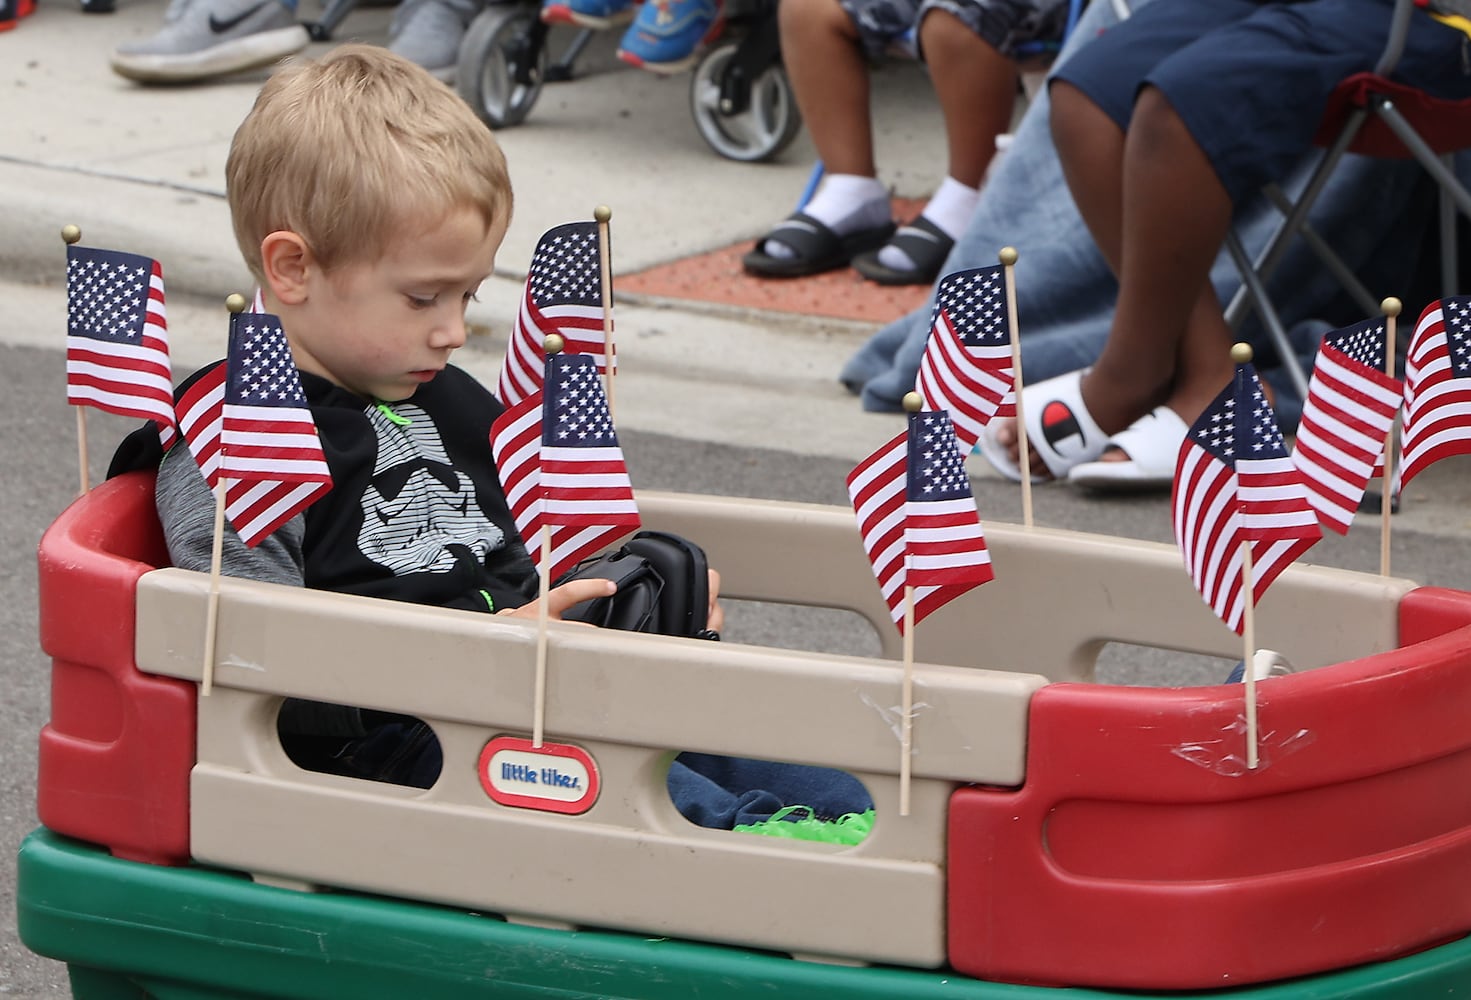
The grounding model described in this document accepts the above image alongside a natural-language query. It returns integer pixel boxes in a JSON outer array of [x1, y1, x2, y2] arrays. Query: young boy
[[115, 46, 873, 826], [146, 44, 622, 622], [115, 45, 664, 787]]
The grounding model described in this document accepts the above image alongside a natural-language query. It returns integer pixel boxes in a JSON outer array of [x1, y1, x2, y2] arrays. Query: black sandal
[[851, 216, 955, 286], [741, 212, 895, 279]]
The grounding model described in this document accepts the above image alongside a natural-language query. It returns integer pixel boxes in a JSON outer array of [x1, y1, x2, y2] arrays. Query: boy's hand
[[498, 569, 725, 634], [497, 578, 616, 623]]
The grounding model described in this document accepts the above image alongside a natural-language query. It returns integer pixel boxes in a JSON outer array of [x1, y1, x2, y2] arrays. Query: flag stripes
[[490, 354, 639, 580], [496, 221, 613, 408], [176, 313, 332, 547], [905, 496, 991, 585], [498, 295, 608, 407], [1400, 296, 1471, 490], [1174, 440, 1245, 625], [1172, 364, 1321, 634], [848, 411, 993, 633], [177, 370, 226, 484], [915, 266, 1015, 450], [917, 311, 1014, 450], [849, 430, 941, 625], [1291, 318, 1402, 534]]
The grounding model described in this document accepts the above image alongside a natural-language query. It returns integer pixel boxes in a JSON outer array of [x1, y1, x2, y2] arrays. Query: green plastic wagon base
[[17, 829, 1471, 1000]]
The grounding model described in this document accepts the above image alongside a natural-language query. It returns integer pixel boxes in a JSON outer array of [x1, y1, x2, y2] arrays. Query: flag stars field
[[67, 257, 151, 342], [232, 322, 307, 407], [550, 361, 618, 446]]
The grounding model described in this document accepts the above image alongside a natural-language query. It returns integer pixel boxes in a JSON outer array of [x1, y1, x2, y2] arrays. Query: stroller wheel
[[689, 40, 801, 162], [457, 5, 547, 129]]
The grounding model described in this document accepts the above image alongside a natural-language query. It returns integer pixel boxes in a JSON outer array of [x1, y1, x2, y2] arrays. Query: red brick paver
[[621, 198, 933, 324]]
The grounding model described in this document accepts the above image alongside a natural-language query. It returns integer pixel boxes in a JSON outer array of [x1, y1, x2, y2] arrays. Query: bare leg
[[780, 0, 874, 176], [1079, 83, 1235, 431], [921, 9, 1018, 189], [992, 81, 1235, 477]]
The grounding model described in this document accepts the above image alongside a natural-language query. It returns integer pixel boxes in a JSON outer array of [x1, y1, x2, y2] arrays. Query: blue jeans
[[839, 0, 1454, 432], [668, 752, 874, 828]]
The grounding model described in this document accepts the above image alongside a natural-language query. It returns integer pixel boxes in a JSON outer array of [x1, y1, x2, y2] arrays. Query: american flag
[[65, 245, 177, 448], [1399, 296, 1471, 491], [490, 353, 640, 579], [1291, 317, 1402, 534], [847, 410, 994, 634], [915, 266, 1015, 450], [177, 312, 332, 547], [497, 222, 612, 408], [1173, 363, 1322, 634]]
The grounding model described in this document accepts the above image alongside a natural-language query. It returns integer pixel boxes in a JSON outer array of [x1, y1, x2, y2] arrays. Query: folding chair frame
[[1224, 0, 1471, 400]]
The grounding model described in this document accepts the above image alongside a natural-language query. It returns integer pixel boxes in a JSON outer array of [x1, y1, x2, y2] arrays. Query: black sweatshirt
[[142, 362, 539, 615]]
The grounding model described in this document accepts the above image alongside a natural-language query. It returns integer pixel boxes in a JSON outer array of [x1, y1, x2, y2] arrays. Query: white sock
[[875, 175, 978, 272], [762, 173, 889, 260]]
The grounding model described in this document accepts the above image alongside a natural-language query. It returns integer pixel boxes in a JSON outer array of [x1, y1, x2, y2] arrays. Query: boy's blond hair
[[226, 44, 512, 281]]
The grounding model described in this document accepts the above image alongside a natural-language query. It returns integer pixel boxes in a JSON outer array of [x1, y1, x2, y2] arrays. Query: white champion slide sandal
[[1067, 405, 1189, 493], [975, 368, 1111, 483]]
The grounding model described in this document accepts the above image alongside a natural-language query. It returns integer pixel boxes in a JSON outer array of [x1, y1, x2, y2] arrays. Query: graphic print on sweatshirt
[[358, 403, 506, 575]]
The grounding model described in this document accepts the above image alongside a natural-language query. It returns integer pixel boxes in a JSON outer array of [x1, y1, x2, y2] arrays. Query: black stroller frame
[[307, 0, 803, 162]]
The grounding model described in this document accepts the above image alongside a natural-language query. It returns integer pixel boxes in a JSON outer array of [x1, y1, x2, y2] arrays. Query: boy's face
[[289, 206, 507, 402]]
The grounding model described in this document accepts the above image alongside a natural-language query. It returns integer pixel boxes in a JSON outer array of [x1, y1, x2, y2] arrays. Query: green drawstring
[[375, 401, 411, 427], [479, 590, 495, 612]]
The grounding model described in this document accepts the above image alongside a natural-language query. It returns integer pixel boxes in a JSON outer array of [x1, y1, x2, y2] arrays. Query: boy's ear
[[260, 231, 314, 305]]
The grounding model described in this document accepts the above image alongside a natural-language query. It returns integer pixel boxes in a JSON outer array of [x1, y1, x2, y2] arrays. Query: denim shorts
[[1050, 0, 1471, 203], [840, 0, 1073, 61]]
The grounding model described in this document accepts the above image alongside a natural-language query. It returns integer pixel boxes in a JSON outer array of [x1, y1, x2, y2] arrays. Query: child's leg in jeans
[[669, 752, 875, 829]]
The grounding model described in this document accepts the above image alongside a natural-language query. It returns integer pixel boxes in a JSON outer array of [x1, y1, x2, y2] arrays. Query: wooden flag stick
[[533, 522, 552, 748], [900, 585, 916, 817], [76, 409, 90, 496], [999, 247, 1033, 529], [1241, 540, 1259, 770], [201, 476, 228, 697], [201, 295, 249, 697], [63, 225, 89, 495], [532, 333, 565, 748], [594, 205, 616, 416], [1380, 296, 1401, 579]]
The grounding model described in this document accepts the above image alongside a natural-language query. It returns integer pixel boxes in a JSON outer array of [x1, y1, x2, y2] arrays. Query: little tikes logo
[[478, 736, 599, 814]]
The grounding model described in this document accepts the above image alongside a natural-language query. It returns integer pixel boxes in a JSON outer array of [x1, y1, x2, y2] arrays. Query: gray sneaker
[[110, 0, 309, 84], [388, 0, 477, 83]]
